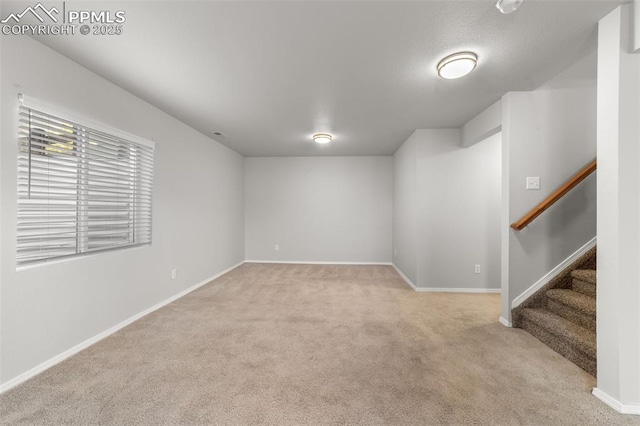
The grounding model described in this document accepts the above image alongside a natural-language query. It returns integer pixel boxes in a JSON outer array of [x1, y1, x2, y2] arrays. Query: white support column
[[500, 94, 511, 325], [594, 4, 640, 415], [633, 0, 639, 52]]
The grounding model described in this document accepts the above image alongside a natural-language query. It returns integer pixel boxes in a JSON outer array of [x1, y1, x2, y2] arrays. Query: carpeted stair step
[[546, 289, 596, 332], [520, 308, 596, 376], [571, 269, 596, 297], [571, 269, 596, 284]]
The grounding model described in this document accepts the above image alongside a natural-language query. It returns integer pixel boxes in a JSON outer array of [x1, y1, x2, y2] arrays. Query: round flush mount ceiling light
[[496, 0, 523, 14], [313, 133, 333, 144], [437, 52, 478, 79]]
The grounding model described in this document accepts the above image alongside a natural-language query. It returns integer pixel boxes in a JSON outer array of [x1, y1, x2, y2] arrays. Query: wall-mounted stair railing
[[511, 159, 597, 231]]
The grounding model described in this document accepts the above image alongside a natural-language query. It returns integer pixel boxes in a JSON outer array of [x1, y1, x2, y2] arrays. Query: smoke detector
[[496, 0, 523, 14]]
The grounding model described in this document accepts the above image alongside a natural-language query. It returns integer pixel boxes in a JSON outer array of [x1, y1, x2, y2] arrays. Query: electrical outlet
[[394, 248, 397, 256], [274, 244, 279, 251], [171, 268, 177, 279], [474, 265, 480, 274]]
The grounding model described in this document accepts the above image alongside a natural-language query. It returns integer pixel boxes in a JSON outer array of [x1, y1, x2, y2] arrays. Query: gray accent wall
[[392, 134, 418, 283], [501, 53, 598, 322], [416, 130, 501, 290], [0, 37, 245, 385], [244, 156, 393, 263], [393, 129, 502, 291]]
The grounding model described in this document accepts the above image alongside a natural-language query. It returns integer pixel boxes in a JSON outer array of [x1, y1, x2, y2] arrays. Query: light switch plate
[[526, 177, 540, 190]]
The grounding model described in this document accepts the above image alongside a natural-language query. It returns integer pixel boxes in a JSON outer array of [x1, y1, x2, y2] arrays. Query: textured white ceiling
[[31, 0, 622, 156]]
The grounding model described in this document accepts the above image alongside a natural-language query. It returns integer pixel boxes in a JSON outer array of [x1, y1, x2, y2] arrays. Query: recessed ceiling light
[[496, 0, 523, 14], [313, 133, 333, 144], [437, 52, 478, 79]]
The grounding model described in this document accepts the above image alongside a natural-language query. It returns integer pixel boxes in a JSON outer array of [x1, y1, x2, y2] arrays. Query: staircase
[[512, 247, 597, 376]]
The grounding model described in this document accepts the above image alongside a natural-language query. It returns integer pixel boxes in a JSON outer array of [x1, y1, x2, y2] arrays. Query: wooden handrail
[[511, 159, 597, 230]]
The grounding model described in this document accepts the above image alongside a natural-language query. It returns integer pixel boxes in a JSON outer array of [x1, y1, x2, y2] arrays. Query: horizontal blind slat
[[18, 151, 153, 177]]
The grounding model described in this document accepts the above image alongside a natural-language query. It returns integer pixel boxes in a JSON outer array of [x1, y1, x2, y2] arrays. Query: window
[[17, 99, 154, 266]]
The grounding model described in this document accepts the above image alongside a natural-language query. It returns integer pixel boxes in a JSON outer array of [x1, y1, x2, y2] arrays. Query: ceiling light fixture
[[437, 52, 478, 79], [496, 0, 523, 14], [313, 133, 333, 144]]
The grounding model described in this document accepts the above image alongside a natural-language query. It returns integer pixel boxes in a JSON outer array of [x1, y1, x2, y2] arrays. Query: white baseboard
[[391, 264, 499, 294], [512, 236, 597, 309], [0, 261, 245, 394], [499, 316, 512, 327], [413, 288, 500, 294], [392, 263, 417, 290], [245, 260, 392, 265], [593, 388, 640, 415]]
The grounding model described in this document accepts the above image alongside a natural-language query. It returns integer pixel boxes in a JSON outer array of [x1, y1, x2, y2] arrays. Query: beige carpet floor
[[1, 263, 639, 425]]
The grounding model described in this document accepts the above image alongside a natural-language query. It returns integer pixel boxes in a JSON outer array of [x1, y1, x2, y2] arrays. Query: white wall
[[393, 129, 502, 291], [245, 157, 392, 263], [392, 134, 418, 283], [501, 52, 597, 322], [461, 100, 501, 148], [0, 37, 245, 386], [416, 130, 501, 290], [595, 4, 640, 413], [634, 0, 640, 52]]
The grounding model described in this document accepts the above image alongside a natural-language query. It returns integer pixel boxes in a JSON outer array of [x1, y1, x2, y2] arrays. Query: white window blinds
[[17, 103, 154, 266]]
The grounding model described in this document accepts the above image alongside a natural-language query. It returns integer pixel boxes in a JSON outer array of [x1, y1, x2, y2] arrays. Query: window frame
[[16, 94, 155, 268]]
